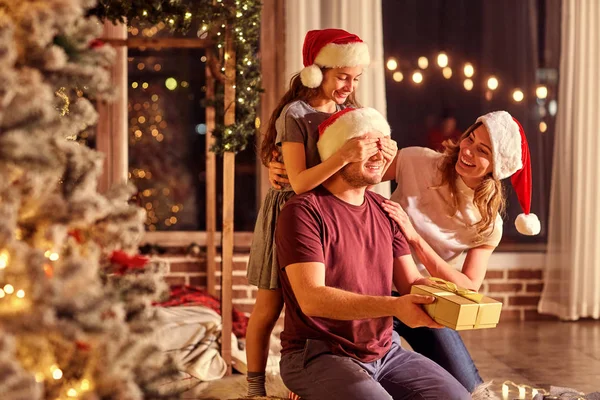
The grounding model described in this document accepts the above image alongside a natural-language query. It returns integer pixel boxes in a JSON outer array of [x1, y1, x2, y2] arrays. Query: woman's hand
[[268, 151, 289, 189], [379, 136, 398, 165], [336, 135, 380, 164], [382, 200, 420, 243]]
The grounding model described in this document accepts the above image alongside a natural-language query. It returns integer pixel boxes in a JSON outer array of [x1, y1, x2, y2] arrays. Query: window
[[382, 0, 560, 245]]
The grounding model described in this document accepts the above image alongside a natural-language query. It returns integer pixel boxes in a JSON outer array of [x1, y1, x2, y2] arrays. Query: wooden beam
[[97, 21, 128, 193], [205, 57, 217, 298], [220, 24, 236, 376], [101, 37, 212, 49]]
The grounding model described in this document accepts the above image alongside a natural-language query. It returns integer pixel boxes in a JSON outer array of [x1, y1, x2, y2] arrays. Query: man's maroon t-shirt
[[275, 186, 410, 362]]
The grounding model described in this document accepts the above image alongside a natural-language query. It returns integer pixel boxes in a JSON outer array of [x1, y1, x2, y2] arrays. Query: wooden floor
[[461, 320, 600, 395], [189, 319, 600, 399]]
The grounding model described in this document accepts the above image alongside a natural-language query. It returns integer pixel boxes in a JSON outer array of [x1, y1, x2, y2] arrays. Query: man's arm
[[285, 261, 442, 328], [392, 254, 432, 295]]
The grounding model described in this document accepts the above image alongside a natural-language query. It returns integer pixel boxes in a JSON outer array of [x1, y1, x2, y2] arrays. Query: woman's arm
[[282, 135, 379, 194], [382, 199, 494, 291]]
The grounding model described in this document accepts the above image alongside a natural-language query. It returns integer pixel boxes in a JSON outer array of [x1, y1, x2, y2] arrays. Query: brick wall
[[158, 248, 553, 323]]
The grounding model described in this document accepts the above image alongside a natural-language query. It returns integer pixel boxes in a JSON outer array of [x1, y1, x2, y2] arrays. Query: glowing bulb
[[49, 253, 59, 261], [4, 284, 14, 294], [52, 368, 63, 380], [185, 12, 192, 19], [393, 72, 403, 82], [412, 71, 423, 84], [539, 122, 547, 132], [44, 250, 51, 258], [437, 52, 448, 68], [463, 79, 473, 91], [67, 388, 78, 397], [442, 67, 452, 79], [536, 85, 548, 99], [487, 77, 499, 90], [512, 89, 524, 102], [0, 250, 8, 269], [463, 63, 474, 77], [418, 57, 428, 69], [81, 379, 90, 390], [386, 58, 398, 71], [16, 290, 25, 298], [165, 78, 178, 90]]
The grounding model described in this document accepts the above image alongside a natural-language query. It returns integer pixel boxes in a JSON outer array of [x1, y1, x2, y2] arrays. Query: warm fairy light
[[52, 368, 63, 380], [16, 290, 25, 298], [154, 64, 162, 71], [512, 89, 524, 102], [4, 284, 14, 294], [185, 12, 192, 19], [201, 56, 207, 62], [138, 116, 146, 124], [386, 58, 398, 71], [137, 63, 145, 70], [539, 122, 547, 132], [142, 82, 149, 89], [67, 388, 78, 397], [165, 77, 178, 90], [171, 205, 180, 212], [418, 56, 428, 69], [181, 81, 189, 88], [156, 134, 164, 142], [169, 217, 177, 224], [392, 72, 403, 82], [131, 82, 138, 89], [437, 52, 448, 68], [487, 76, 499, 90], [81, 379, 90, 390], [442, 67, 452, 79], [464, 79, 474, 91], [536, 85, 548, 99], [35, 372, 45, 382], [49, 253, 59, 261], [463, 63, 474, 77], [412, 71, 423, 84], [44, 250, 51, 258], [142, 189, 151, 197], [0, 250, 8, 269]]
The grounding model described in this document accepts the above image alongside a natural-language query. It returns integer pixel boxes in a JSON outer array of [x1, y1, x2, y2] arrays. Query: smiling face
[[455, 124, 494, 185], [319, 66, 363, 104], [340, 133, 385, 187]]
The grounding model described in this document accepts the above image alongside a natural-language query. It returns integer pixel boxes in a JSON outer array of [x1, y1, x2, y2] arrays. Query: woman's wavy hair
[[435, 121, 506, 243], [259, 70, 361, 166]]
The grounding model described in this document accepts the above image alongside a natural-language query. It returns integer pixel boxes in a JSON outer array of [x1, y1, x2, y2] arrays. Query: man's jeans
[[280, 331, 471, 400], [393, 318, 483, 392]]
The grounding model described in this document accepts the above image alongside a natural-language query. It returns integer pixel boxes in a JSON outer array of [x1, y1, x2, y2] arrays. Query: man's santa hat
[[476, 111, 541, 236], [317, 107, 390, 161], [300, 29, 370, 88]]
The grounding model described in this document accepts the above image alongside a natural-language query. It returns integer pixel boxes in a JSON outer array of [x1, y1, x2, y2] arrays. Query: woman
[[269, 110, 540, 395]]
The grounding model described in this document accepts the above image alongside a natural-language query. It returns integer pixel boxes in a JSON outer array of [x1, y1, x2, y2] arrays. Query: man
[[275, 108, 470, 399]]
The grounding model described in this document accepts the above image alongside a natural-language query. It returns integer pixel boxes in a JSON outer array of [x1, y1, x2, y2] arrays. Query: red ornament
[[109, 250, 149, 275], [89, 39, 104, 49], [68, 229, 84, 244], [75, 341, 91, 351]]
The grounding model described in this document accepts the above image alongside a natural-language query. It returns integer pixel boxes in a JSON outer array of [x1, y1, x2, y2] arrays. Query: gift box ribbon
[[428, 277, 484, 304]]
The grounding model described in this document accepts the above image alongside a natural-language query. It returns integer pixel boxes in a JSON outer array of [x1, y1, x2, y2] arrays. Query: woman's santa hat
[[300, 29, 370, 88], [317, 107, 390, 161], [476, 111, 541, 236]]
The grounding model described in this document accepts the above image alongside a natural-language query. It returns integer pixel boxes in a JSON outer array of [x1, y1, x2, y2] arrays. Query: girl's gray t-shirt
[[275, 100, 345, 169]]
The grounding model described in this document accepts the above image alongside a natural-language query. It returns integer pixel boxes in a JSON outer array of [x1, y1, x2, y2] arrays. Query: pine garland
[[90, 0, 262, 155]]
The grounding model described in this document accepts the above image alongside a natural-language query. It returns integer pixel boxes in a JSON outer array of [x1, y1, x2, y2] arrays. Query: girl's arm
[[381, 199, 494, 291], [282, 135, 379, 194]]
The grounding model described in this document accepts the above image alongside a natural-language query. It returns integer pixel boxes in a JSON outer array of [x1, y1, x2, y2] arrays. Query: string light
[[4, 284, 14, 294], [437, 52, 448, 68], [0, 250, 8, 269], [463, 79, 474, 91], [442, 67, 452, 79], [512, 89, 524, 102], [392, 72, 403, 82], [536, 85, 548, 99], [487, 76, 499, 90], [412, 71, 423, 84], [418, 56, 429, 69], [464, 63, 474, 77], [539, 122, 547, 133], [386, 58, 398, 71]]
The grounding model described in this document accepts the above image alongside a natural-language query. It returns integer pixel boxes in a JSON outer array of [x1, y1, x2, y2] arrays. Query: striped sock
[[247, 371, 267, 397]]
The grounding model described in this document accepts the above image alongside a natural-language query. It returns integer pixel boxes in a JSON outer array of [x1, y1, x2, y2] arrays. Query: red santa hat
[[300, 29, 370, 88], [317, 107, 391, 161], [476, 111, 541, 236]]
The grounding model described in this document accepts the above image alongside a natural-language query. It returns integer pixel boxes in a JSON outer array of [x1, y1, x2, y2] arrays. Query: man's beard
[[340, 164, 382, 187]]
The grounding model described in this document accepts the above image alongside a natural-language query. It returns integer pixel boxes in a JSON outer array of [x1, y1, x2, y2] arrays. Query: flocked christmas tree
[[0, 0, 181, 398]]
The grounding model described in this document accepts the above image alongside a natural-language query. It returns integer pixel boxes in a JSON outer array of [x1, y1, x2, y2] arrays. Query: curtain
[[538, 0, 600, 320], [285, 0, 390, 197]]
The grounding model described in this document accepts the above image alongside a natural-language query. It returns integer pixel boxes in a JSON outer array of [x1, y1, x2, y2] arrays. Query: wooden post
[[205, 61, 217, 297], [97, 21, 128, 193], [221, 25, 236, 375]]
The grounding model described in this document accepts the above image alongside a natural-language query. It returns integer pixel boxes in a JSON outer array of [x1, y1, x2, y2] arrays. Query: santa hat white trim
[[301, 42, 370, 88], [317, 107, 390, 161], [477, 111, 522, 181]]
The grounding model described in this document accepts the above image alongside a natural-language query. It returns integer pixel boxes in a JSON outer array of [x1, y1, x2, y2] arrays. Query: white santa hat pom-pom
[[300, 64, 323, 88], [515, 213, 541, 236]]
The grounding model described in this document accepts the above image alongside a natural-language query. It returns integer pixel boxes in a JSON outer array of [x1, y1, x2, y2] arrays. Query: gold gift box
[[410, 283, 503, 331]]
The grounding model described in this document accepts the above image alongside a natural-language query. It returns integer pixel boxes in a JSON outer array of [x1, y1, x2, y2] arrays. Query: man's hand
[[393, 294, 444, 329], [268, 151, 289, 189]]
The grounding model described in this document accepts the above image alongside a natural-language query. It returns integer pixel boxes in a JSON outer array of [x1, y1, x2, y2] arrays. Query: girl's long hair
[[259, 71, 360, 166], [436, 121, 506, 243]]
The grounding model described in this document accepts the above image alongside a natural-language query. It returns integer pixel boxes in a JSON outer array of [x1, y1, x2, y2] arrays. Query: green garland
[[90, 0, 262, 155]]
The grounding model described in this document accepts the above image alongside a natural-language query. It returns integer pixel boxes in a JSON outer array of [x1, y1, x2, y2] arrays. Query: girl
[[245, 28, 397, 397], [269, 111, 540, 396]]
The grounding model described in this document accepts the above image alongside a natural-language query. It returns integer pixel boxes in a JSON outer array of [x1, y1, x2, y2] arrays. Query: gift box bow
[[428, 277, 484, 304]]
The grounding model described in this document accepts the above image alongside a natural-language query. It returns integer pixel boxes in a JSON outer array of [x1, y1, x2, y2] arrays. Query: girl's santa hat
[[300, 29, 370, 88], [476, 111, 541, 236], [317, 107, 390, 161]]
